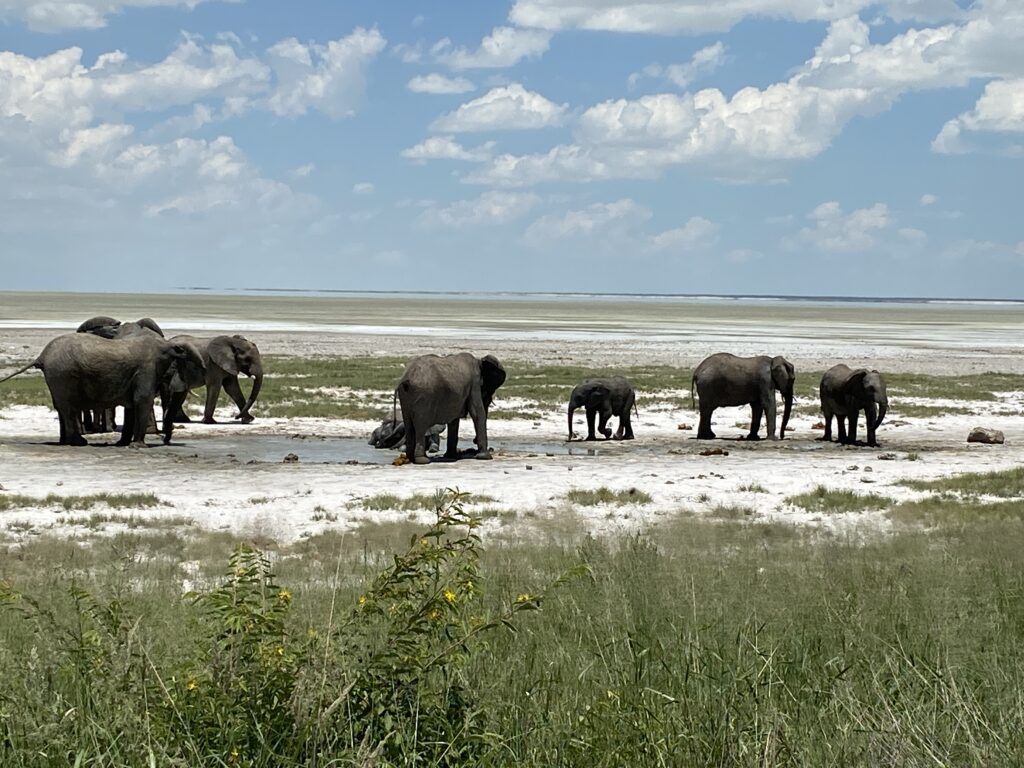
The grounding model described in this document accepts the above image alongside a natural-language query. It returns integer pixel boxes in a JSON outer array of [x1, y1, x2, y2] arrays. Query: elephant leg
[[763, 392, 778, 440], [836, 415, 848, 444], [82, 410, 95, 433], [469, 393, 491, 459], [202, 382, 222, 424], [697, 403, 716, 440], [223, 377, 254, 423], [59, 406, 87, 446], [117, 407, 134, 446], [130, 397, 154, 446], [847, 412, 859, 445], [585, 406, 597, 441], [404, 413, 428, 465], [819, 409, 833, 442], [747, 402, 764, 441], [614, 415, 625, 440], [598, 406, 613, 439], [162, 391, 187, 445], [444, 418, 460, 460]]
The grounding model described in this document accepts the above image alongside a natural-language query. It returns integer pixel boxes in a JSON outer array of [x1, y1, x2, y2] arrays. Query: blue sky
[[0, 0, 1021, 297]]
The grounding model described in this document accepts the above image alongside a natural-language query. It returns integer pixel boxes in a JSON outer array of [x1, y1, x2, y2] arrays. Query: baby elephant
[[567, 377, 636, 441], [819, 364, 889, 447]]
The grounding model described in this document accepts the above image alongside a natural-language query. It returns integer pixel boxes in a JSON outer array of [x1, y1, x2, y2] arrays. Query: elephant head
[[480, 354, 506, 410], [134, 318, 165, 337], [567, 381, 610, 440], [770, 356, 796, 439], [77, 316, 122, 338], [847, 369, 888, 432], [207, 335, 264, 419]]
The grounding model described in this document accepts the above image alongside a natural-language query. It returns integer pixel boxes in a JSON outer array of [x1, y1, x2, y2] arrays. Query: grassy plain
[[3, 487, 1024, 765]]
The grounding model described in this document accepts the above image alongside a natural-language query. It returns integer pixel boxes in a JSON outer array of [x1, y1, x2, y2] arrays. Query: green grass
[[737, 482, 768, 493], [889, 494, 1024, 526], [785, 485, 893, 513], [358, 491, 497, 512], [564, 487, 653, 506], [0, 492, 165, 512], [54, 513, 194, 530], [4, 500, 1024, 764], [708, 504, 757, 519], [0, 371, 50, 408], [900, 466, 1024, 497]]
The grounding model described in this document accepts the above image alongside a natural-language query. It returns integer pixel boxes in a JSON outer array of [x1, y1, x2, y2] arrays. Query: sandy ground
[[1, 292, 1023, 545]]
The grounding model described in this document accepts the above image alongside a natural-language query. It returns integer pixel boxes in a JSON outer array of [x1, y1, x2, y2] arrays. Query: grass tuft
[[565, 487, 653, 506], [785, 485, 892, 514]]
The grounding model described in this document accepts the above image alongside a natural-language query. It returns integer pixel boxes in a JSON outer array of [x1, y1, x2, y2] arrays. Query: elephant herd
[[0, 316, 264, 448], [1, 325, 889, 458]]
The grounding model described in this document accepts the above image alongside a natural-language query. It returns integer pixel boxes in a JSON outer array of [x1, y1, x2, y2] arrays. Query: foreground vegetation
[[3, 488, 1024, 765]]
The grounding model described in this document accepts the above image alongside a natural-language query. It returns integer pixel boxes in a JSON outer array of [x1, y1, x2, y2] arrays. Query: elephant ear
[[771, 356, 794, 391], [207, 336, 240, 376], [845, 368, 869, 393], [479, 355, 506, 408], [587, 385, 611, 407]]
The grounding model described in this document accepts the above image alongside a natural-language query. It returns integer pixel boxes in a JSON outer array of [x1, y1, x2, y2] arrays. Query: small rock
[[847, 465, 859, 471], [665, 480, 675, 485], [864, 466, 873, 472], [525, 465, 534, 470], [283, 453, 300, 463], [246, 459, 258, 465], [345, 460, 360, 465], [545, 452, 554, 457], [700, 447, 729, 457], [967, 427, 1005, 444], [57, 481, 63, 486], [878, 453, 897, 461], [890, 420, 911, 427], [677, 423, 692, 430], [812, 421, 825, 430], [0, 483, 5, 491], [860, 477, 876, 484]]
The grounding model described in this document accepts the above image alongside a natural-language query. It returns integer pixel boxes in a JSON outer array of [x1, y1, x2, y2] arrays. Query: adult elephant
[[397, 353, 506, 464], [168, 335, 264, 424], [567, 376, 637, 441], [76, 317, 166, 432], [691, 353, 796, 440], [819, 364, 888, 447], [0, 333, 204, 447]]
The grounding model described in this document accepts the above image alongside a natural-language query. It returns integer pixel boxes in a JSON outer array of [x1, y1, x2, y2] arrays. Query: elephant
[[0, 333, 205, 447], [167, 335, 264, 424], [691, 353, 795, 440], [369, 414, 444, 453], [397, 353, 506, 464], [76, 317, 166, 432], [567, 377, 637, 441], [819, 364, 888, 447]]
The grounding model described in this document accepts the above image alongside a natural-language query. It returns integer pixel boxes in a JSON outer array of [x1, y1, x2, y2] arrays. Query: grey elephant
[[819, 364, 888, 447], [397, 353, 506, 464], [167, 335, 264, 424], [691, 353, 795, 440], [76, 316, 167, 432], [369, 414, 444, 453], [0, 333, 204, 447], [567, 377, 637, 441]]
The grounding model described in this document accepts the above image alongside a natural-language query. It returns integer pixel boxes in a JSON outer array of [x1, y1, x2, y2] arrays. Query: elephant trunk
[[240, 366, 263, 418], [874, 398, 887, 431], [780, 388, 793, 439]]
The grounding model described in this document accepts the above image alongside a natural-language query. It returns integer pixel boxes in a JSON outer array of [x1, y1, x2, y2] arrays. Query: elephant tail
[[0, 359, 41, 384], [391, 385, 400, 423]]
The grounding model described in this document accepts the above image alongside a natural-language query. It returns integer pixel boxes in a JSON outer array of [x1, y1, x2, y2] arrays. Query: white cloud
[[264, 28, 386, 118], [629, 43, 727, 89], [289, 163, 315, 178], [433, 26, 552, 70], [353, 182, 375, 195], [508, 0, 958, 36], [407, 73, 475, 95], [524, 198, 651, 244], [400, 136, 495, 162], [648, 217, 718, 250], [0, 0, 233, 33], [920, 193, 938, 206], [932, 78, 1024, 154], [419, 191, 540, 228], [431, 83, 568, 132], [792, 201, 890, 253], [392, 42, 423, 64], [898, 227, 928, 245]]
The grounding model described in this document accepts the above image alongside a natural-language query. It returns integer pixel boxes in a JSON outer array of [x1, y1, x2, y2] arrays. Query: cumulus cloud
[[508, 0, 959, 36], [400, 136, 495, 162], [629, 42, 727, 89], [433, 26, 552, 70], [431, 84, 568, 132], [352, 182, 375, 195], [791, 201, 890, 253], [466, 2, 1024, 186], [264, 28, 386, 118], [920, 193, 938, 206], [0, 0, 232, 33], [524, 198, 651, 244], [419, 191, 540, 228], [648, 217, 718, 250], [932, 78, 1024, 154], [407, 73, 475, 94]]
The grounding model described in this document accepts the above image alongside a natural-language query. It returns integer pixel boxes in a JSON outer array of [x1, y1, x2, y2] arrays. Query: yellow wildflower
[[277, 589, 292, 604], [420, 538, 430, 547], [515, 593, 532, 604], [358, 595, 367, 606], [443, 589, 457, 604], [186, 676, 198, 691], [429, 608, 441, 621], [276, 646, 284, 656]]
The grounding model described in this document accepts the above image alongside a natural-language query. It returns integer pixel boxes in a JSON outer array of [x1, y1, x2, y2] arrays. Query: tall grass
[[3, 492, 1024, 764]]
